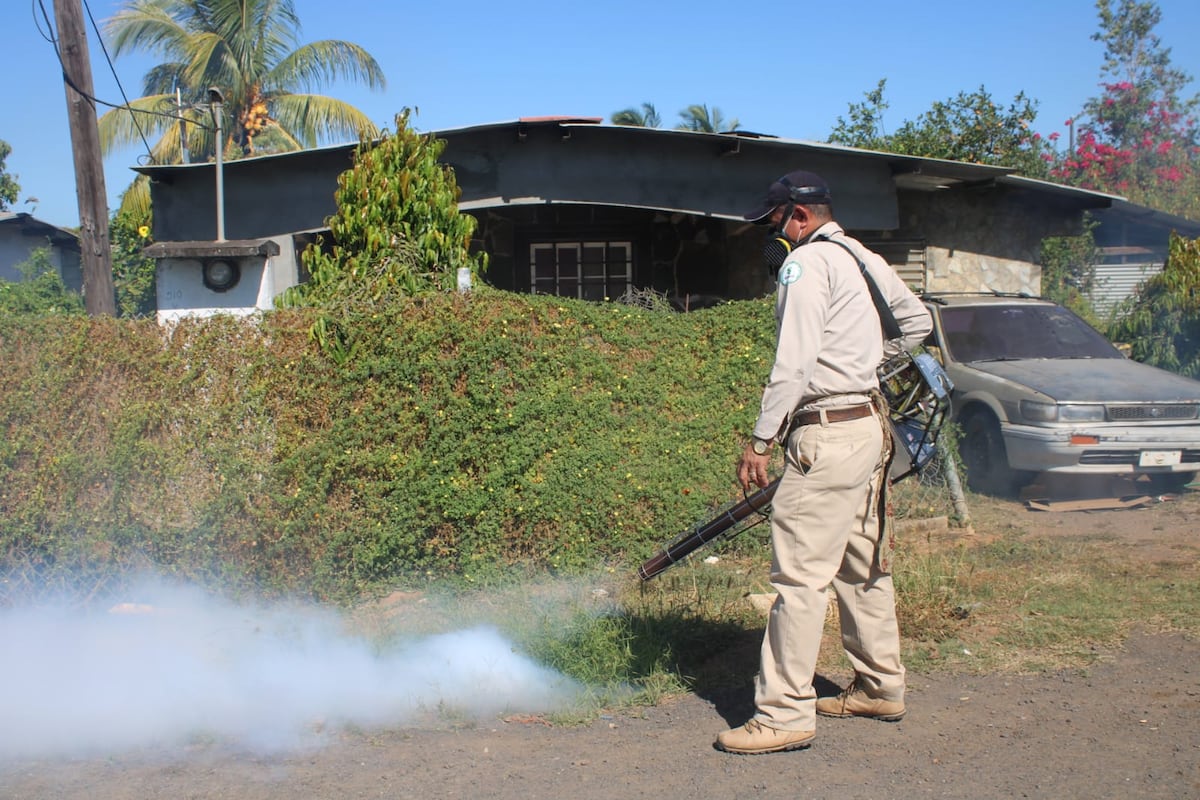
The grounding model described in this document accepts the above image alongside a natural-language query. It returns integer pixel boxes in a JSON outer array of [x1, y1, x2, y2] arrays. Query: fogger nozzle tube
[[637, 479, 780, 581]]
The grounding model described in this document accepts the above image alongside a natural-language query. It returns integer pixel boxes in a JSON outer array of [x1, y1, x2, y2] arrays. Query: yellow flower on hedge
[[137, 225, 150, 238]]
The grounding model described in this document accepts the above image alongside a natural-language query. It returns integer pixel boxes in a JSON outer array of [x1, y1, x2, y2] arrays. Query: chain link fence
[[890, 438, 970, 525]]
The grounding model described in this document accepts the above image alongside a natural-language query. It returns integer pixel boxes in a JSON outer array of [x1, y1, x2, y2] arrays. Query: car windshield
[[939, 304, 1123, 362]]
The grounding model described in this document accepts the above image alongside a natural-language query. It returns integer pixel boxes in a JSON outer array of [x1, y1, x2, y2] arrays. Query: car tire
[[960, 411, 1031, 496]]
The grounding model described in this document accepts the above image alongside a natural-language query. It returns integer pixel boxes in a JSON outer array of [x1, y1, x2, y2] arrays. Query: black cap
[[742, 170, 832, 223]]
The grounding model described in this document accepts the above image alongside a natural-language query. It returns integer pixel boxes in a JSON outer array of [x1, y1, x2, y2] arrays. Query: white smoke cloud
[[0, 578, 584, 760]]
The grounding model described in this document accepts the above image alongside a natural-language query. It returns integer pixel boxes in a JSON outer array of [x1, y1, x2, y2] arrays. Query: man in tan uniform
[[716, 171, 932, 755]]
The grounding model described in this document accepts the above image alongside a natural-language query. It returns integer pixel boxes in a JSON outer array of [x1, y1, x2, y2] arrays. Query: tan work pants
[[753, 410, 905, 731]]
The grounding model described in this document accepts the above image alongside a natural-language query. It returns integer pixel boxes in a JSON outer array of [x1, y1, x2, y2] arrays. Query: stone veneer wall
[[900, 186, 1085, 296]]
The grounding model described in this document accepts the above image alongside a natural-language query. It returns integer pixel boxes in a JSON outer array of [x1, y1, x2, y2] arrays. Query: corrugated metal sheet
[[1090, 261, 1163, 314]]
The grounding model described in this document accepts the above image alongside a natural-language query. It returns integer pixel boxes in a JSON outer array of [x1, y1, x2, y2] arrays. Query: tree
[[676, 104, 740, 133], [828, 79, 892, 152], [0, 139, 19, 210], [277, 110, 487, 360], [830, 80, 1053, 178], [1050, 0, 1200, 218], [98, 0, 386, 214], [611, 103, 661, 128], [1039, 216, 1101, 326]]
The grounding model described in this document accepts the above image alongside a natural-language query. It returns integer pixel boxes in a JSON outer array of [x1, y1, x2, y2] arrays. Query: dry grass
[[628, 488, 1200, 691]]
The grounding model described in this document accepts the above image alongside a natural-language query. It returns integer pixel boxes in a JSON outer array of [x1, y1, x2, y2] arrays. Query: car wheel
[[959, 411, 1030, 496]]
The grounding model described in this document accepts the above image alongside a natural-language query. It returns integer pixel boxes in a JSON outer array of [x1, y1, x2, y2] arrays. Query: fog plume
[[0, 578, 584, 759]]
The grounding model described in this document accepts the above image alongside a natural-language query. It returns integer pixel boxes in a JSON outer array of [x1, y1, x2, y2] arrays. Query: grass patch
[[891, 514, 1200, 674], [462, 506, 1200, 713]]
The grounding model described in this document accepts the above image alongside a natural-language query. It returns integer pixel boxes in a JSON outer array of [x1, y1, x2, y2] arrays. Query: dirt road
[[2, 491, 1198, 800]]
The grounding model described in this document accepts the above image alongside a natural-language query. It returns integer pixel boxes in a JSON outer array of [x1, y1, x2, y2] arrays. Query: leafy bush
[[278, 109, 488, 362], [110, 206, 157, 318], [0, 247, 86, 316], [0, 292, 775, 601], [1109, 233, 1200, 376]]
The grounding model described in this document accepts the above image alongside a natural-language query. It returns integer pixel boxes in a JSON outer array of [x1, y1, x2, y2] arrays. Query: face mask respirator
[[763, 202, 797, 277], [763, 235, 794, 277]]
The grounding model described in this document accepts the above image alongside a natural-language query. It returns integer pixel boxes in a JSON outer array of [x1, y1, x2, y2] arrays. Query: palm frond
[[114, 175, 153, 219], [675, 103, 739, 133], [103, 0, 192, 59], [269, 41, 386, 93], [97, 93, 197, 155], [247, 123, 303, 155], [611, 102, 660, 128], [140, 62, 190, 96], [270, 94, 380, 148]]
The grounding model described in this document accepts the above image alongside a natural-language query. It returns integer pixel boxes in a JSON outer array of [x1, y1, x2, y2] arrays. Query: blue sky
[[4, 0, 1200, 228]]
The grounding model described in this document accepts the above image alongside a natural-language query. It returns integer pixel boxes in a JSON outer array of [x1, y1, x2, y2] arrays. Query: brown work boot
[[816, 679, 906, 721], [715, 719, 815, 754]]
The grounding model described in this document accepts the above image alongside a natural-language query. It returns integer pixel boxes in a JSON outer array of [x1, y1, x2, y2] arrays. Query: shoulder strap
[[814, 233, 903, 340]]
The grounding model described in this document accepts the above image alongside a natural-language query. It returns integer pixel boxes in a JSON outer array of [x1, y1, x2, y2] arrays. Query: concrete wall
[[146, 148, 357, 243], [152, 236, 292, 325]]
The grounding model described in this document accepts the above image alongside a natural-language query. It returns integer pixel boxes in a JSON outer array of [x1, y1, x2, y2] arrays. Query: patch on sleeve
[[778, 262, 803, 285]]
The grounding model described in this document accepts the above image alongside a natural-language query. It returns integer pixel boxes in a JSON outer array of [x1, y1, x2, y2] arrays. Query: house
[[1088, 200, 1200, 314], [0, 212, 82, 291], [134, 118, 1200, 324]]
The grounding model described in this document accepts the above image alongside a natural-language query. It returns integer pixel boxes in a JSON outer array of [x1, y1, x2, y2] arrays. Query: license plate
[[1139, 450, 1182, 467]]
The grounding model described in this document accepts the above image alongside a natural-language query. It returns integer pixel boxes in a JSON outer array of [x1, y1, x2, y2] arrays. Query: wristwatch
[[751, 437, 771, 455]]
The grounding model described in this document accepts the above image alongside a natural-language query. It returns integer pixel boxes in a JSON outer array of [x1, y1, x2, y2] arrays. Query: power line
[[80, 0, 154, 160], [34, 0, 214, 167]]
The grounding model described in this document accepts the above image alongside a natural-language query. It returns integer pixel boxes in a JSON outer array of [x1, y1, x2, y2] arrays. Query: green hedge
[[0, 290, 776, 600]]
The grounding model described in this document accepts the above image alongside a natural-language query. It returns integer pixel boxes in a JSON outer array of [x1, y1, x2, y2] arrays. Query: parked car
[[922, 293, 1200, 495]]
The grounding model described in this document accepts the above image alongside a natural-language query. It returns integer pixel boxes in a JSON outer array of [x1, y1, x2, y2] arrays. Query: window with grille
[[530, 241, 633, 300]]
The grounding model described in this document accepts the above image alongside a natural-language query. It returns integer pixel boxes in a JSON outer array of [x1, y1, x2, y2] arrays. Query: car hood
[[959, 358, 1200, 402]]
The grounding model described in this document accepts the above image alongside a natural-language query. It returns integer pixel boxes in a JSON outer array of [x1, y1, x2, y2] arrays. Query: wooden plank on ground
[[1026, 495, 1154, 512]]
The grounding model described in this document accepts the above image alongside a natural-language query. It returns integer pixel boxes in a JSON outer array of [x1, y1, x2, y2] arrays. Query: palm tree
[[611, 102, 662, 128], [98, 0, 386, 214], [676, 104, 740, 133]]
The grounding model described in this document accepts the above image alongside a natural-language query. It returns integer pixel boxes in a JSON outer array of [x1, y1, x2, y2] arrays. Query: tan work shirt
[[752, 221, 932, 442]]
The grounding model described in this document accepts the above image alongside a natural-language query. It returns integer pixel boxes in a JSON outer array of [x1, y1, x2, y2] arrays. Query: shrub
[[1109, 233, 1200, 377], [0, 293, 775, 601], [0, 247, 85, 316], [278, 109, 488, 362]]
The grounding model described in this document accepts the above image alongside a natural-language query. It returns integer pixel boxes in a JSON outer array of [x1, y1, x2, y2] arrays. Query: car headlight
[[1059, 404, 1107, 422], [1020, 400, 1106, 422]]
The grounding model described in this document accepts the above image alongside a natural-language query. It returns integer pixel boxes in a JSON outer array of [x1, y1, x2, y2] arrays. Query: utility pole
[[54, 0, 116, 317]]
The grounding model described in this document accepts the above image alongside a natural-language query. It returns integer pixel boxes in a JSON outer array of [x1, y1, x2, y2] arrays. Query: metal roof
[[130, 118, 1019, 193], [0, 212, 81, 246], [1102, 198, 1200, 236], [130, 117, 1194, 228]]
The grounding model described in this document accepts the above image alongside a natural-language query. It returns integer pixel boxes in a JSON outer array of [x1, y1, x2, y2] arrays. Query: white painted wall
[[155, 235, 300, 325]]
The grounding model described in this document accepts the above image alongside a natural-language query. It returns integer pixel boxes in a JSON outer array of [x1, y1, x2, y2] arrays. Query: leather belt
[[791, 403, 874, 428]]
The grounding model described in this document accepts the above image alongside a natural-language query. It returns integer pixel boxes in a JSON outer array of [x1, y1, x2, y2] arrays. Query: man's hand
[[738, 444, 772, 492]]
